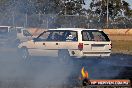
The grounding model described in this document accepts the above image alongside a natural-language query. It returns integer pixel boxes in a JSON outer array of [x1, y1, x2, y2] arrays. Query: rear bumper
[[82, 52, 111, 56], [69, 50, 111, 57]]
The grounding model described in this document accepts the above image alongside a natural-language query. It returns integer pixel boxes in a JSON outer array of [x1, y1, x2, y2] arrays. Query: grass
[[111, 40, 132, 55]]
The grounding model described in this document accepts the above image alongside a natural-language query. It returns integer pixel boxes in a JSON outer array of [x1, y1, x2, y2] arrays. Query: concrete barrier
[[103, 29, 132, 40], [103, 29, 132, 35]]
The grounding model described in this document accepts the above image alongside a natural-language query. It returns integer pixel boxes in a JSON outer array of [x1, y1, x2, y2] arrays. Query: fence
[[0, 13, 131, 29]]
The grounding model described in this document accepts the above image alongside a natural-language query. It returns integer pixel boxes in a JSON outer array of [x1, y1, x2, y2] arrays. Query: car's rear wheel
[[58, 49, 72, 64]]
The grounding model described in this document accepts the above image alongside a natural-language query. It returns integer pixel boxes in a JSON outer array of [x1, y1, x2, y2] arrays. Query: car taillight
[[78, 43, 83, 50], [110, 43, 112, 48]]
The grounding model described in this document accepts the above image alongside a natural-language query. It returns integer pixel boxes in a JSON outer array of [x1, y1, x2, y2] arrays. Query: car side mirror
[[33, 38, 38, 42]]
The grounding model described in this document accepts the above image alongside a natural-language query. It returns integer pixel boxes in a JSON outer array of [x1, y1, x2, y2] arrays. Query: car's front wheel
[[20, 47, 30, 61]]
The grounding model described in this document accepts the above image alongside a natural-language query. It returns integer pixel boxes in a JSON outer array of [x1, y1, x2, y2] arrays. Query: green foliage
[[0, 0, 8, 4], [0, 0, 131, 28], [90, 0, 131, 18], [88, 0, 132, 28], [54, 0, 85, 15]]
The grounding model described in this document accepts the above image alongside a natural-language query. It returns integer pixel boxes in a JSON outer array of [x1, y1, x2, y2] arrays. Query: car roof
[[0, 26, 12, 28], [16, 27, 24, 29], [48, 28, 101, 31]]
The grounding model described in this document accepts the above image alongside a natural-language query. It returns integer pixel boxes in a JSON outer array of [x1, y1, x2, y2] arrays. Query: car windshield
[[23, 30, 32, 36], [17, 28, 22, 33]]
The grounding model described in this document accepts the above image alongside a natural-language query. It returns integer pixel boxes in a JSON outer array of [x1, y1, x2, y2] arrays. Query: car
[[16, 27, 33, 43], [18, 28, 112, 60], [0, 26, 17, 47], [16, 27, 45, 44]]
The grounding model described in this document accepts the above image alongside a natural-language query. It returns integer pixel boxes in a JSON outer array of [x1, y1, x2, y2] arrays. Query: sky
[[126, 0, 132, 9], [83, 0, 132, 9]]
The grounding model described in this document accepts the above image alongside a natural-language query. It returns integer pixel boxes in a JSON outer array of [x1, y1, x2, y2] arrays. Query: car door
[[32, 30, 60, 56], [22, 30, 33, 41], [56, 30, 79, 56], [34, 30, 79, 56]]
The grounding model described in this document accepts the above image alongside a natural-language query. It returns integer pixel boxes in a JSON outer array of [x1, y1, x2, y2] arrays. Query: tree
[[89, 0, 132, 28], [0, 0, 10, 12], [35, 0, 57, 14], [54, 0, 85, 15], [122, 0, 131, 17], [90, 0, 131, 18]]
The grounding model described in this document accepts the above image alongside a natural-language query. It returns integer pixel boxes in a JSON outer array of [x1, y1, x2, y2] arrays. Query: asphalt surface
[[0, 47, 132, 88]]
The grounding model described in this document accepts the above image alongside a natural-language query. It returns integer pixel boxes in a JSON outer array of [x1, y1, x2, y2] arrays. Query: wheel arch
[[58, 49, 71, 57]]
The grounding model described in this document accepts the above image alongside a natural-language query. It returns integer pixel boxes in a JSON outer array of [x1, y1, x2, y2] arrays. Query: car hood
[[18, 40, 34, 48]]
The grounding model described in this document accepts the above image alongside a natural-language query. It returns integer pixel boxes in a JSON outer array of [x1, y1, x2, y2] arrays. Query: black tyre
[[14, 39, 20, 47], [9, 39, 20, 48], [82, 78, 91, 86], [58, 49, 72, 64], [20, 47, 30, 61]]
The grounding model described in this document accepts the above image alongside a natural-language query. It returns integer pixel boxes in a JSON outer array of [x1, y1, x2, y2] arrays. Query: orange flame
[[81, 67, 88, 79]]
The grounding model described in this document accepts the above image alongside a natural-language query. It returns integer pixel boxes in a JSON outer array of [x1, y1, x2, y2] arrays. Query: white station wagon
[[18, 28, 112, 60]]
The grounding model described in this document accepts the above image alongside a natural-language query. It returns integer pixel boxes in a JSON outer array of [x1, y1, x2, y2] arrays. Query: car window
[[82, 31, 91, 41], [37, 30, 78, 41], [38, 31, 50, 40], [23, 30, 32, 36], [82, 30, 110, 41], [17, 28, 22, 33]]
